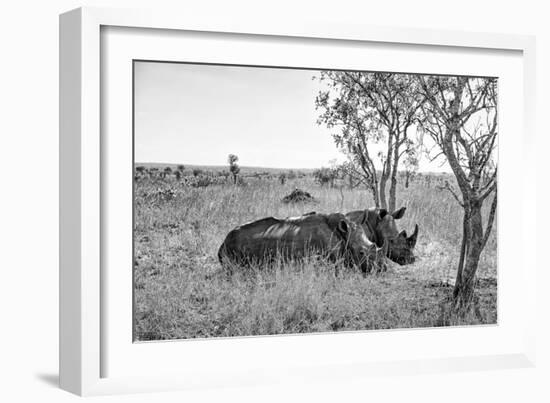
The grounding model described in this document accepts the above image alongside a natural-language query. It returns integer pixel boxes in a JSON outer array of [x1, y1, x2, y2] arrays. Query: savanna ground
[[134, 167, 497, 341]]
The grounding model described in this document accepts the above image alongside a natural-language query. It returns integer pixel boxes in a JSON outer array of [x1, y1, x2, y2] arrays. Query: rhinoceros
[[218, 212, 385, 274], [346, 207, 418, 265]]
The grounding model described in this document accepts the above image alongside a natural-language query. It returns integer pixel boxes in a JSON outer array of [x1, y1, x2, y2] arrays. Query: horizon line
[[134, 161, 453, 175]]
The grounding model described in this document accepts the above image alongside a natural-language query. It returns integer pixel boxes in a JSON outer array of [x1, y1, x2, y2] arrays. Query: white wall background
[[0, 1, 548, 402]]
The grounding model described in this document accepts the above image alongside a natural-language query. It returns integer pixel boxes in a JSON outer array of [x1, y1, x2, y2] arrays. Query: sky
[[134, 61, 451, 172]]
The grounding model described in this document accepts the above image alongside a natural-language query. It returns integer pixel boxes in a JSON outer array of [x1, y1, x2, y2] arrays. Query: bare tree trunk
[[371, 182, 381, 208], [378, 177, 387, 210], [453, 201, 484, 309], [379, 159, 390, 210], [388, 173, 398, 211], [454, 212, 469, 292], [388, 143, 400, 212], [379, 132, 394, 211]]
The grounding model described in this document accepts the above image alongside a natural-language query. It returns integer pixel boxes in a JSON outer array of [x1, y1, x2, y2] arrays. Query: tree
[[417, 75, 498, 310], [315, 72, 422, 210], [173, 165, 185, 181], [228, 154, 241, 184]]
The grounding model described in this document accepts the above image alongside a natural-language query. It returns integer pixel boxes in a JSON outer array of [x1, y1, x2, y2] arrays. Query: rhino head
[[346, 207, 418, 266], [386, 224, 418, 265], [376, 207, 418, 265], [329, 213, 386, 273]]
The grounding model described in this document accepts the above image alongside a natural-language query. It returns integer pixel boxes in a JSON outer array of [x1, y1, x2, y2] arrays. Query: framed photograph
[[60, 7, 537, 396]]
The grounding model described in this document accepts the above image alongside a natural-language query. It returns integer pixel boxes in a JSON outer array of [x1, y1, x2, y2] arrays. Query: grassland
[[134, 168, 497, 341]]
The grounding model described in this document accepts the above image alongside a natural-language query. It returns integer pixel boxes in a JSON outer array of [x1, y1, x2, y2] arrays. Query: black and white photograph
[[3, 0, 548, 399], [133, 61, 498, 341]]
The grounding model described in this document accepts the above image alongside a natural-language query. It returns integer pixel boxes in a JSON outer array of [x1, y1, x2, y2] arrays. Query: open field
[[134, 168, 497, 340]]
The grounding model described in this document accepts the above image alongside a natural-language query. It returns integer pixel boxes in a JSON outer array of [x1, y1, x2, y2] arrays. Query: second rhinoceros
[[346, 207, 418, 265]]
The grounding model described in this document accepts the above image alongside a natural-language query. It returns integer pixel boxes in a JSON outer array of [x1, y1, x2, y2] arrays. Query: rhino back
[[219, 214, 341, 264]]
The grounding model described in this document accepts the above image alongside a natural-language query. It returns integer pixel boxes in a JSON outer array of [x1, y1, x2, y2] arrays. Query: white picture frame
[[59, 6, 537, 396]]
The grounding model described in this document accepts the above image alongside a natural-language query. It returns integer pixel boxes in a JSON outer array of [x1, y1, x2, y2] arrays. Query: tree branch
[[437, 180, 464, 207]]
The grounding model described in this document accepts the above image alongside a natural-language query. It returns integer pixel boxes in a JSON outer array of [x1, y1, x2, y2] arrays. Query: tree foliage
[[315, 71, 423, 209]]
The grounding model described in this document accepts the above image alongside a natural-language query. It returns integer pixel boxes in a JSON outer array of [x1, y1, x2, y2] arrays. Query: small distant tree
[[176, 164, 185, 172], [228, 154, 241, 184], [192, 168, 203, 177], [278, 172, 287, 185], [163, 167, 172, 178]]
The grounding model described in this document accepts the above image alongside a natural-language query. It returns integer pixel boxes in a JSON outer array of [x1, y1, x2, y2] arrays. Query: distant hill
[[134, 162, 315, 175]]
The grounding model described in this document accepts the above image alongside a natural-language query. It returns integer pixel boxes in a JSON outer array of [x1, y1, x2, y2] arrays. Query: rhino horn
[[407, 224, 419, 248]]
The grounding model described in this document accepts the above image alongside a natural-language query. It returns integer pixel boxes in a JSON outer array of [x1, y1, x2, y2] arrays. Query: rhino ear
[[392, 207, 406, 219], [337, 219, 350, 237]]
